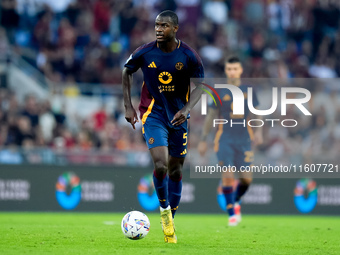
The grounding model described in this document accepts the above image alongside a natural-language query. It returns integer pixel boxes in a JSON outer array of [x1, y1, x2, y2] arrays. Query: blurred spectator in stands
[[75, 130, 92, 150], [39, 100, 56, 143], [58, 18, 76, 48], [99, 139, 111, 152], [52, 101, 66, 125], [0, 124, 8, 146], [61, 128, 76, 148], [45, 0, 75, 14], [155, 0, 177, 13], [93, 0, 111, 34], [65, 1, 81, 26], [0, 28, 9, 62], [6, 91, 20, 115], [286, 0, 313, 45], [309, 56, 337, 78], [4, 113, 16, 145], [119, 0, 137, 50], [249, 29, 266, 61], [52, 127, 75, 150], [0, 0, 20, 45], [21, 94, 39, 127], [109, 3, 121, 41], [101, 117, 121, 145], [113, 97, 123, 121], [22, 138, 42, 163], [267, 0, 283, 36], [115, 128, 131, 151], [16, 0, 43, 35], [13, 115, 35, 146], [33, 6, 53, 48], [203, 0, 228, 25], [244, 0, 265, 26], [93, 104, 107, 132]]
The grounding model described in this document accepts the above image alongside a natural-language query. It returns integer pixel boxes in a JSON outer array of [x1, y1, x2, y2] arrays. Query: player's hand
[[125, 106, 139, 130], [197, 141, 208, 156], [171, 110, 189, 126]]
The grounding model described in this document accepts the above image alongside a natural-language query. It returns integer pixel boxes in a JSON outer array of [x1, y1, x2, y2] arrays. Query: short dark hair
[[226, 56, 241, 64], [158, 10, 178, 26]]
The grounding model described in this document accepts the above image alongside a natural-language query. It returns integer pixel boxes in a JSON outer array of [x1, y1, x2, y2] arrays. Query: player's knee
[[222, 177, 234, 187], [169, 168, 182, 181], [240, 178, 252, 185], [154, 161, 168, 176]]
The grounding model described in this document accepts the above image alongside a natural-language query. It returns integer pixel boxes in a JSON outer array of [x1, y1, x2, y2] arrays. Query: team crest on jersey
[[158, 72, 172, 84], [149, 138, 155, 144], [175, 62, 184, 70]]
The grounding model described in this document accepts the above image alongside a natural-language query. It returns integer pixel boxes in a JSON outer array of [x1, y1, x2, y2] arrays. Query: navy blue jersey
[[124, 40, 204, 126], [212, 84, 259, 145]]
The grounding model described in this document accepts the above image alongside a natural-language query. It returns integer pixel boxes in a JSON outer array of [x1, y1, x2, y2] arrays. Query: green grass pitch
[[1, 213, 339, 254]]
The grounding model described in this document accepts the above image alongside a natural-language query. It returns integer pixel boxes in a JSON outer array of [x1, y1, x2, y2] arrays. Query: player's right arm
[[197, 107, 218, 156], [122, 46, 145, 130], [122, 67, 138, 130]]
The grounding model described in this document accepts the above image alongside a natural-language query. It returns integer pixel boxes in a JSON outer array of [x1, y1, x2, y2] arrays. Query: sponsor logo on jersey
[[158, 72, 172, 84], [148, 62, 157, 68]]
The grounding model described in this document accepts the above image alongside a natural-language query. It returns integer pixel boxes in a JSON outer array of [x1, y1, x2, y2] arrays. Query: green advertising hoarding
[[0, 165, 339, 215]]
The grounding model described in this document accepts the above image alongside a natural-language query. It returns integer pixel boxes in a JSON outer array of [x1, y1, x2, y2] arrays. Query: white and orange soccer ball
[[121, 211, 150, 240]]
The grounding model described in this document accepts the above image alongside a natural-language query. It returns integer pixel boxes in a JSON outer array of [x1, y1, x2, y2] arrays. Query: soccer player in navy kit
[[122, 10, 204, 243], [198, 56, 262, 226]]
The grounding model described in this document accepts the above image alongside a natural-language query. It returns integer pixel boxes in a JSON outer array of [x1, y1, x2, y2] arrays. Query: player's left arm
[[171, 53, 204, 126], [171, 81, 204, 126]]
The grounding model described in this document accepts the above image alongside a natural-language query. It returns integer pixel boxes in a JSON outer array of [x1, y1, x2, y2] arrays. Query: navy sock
[[168, 174, 182, 218], [235, 183, 249, 203], [153, 170, 168, 209], [223, 186, 235, 216]]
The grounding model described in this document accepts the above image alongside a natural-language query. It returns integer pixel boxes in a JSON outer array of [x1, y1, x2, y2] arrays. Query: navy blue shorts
[[216, 142, 253, 169], [142, 115, 188, 158]]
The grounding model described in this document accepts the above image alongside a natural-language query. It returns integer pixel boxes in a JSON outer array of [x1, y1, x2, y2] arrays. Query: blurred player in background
[[198, 56, 262, 226], [122, 10, 204, 243]]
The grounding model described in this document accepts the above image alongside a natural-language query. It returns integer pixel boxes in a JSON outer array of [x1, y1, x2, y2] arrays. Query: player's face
[[225, 62, 243, 79], [155, 16, 178, 42]]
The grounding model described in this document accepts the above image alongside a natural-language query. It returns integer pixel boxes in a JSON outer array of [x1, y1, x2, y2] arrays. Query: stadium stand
[[0, 0, 339, 165]]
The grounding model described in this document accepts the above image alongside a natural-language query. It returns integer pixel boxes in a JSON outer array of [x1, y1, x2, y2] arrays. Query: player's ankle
[[160, 205, 171, 211]]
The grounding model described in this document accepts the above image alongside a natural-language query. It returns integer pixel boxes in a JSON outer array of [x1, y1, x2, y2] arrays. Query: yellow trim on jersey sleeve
[[186, 86, 190, 102], [142, 99, 155, 125]]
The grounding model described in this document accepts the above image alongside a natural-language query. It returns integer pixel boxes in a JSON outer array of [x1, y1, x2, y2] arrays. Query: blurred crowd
[[0, 89, 149, 164], [189, 79, 340, 166], [1, 0, 340, 83], [0, 0, 340, 165]]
